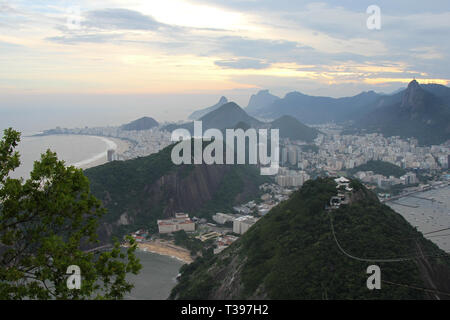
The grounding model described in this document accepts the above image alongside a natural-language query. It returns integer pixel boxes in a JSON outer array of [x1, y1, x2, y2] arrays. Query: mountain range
[[355, 80, 450, 145], [170, 178, 450, 299], [239, 81, 450, 145], [246, 89, 381, 123], [164, 102, 320, 143]]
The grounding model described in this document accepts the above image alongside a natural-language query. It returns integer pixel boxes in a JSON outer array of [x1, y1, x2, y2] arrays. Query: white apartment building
[[233, 216, 259, 235], [212, 213, 235, 225], [157, 213, 196, 234]]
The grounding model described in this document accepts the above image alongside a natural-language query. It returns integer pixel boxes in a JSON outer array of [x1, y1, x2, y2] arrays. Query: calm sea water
[[8, 134, 184, 299], [387, 185, 450, 252], [10, 134, 116, 179], [125, 251, 183, 300]]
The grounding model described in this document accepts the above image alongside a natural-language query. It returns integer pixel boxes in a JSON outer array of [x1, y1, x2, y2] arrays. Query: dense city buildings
[[278, 125, 449, 178]]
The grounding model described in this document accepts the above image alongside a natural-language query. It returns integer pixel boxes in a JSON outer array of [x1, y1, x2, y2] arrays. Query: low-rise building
[[157, 213, 196, 234]]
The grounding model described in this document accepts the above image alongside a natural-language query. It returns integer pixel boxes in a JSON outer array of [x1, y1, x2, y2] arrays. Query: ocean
[[387, 185, 450, 252], [9, 134, 116, 179], [125, 251, 184, 300]]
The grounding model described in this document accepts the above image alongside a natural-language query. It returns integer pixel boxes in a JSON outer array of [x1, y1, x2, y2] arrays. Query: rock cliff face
[[141, 164, 231, 218], [84, 144, 266, 244]]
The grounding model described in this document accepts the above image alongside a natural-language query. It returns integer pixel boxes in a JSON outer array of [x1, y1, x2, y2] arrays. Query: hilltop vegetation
[[270, 115, 320, 143], [171, 178, 450, 300], [166, 102, 320, 142], [84, 143, 268, 241], [348, 160, 406, 178]]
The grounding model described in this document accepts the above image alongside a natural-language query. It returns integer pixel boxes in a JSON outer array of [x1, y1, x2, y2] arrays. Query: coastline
[[126, 240, 193, 264], [76, 136, 131, 170]]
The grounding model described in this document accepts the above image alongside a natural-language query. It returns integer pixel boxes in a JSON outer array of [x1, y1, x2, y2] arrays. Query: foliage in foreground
[[0, 128, 141, 300]]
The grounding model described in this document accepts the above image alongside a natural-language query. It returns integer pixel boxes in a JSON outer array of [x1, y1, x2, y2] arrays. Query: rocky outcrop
[[143, 164, 231, 218], [86, 155, 265, 244]]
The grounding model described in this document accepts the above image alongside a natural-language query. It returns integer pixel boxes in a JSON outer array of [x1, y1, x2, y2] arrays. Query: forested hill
[[84, 143, 268, 243], [348, 160, 406, 178], [171, 178, 450, 300]]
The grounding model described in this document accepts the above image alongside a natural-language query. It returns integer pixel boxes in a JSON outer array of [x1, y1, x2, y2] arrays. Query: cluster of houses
[[130, 229, 149, 242], [194, 232, 239, 254], [232, 183, 293, 217]]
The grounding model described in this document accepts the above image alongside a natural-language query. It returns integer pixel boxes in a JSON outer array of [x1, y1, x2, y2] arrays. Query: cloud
[[189, 0, 450, 15], [0, 2, 13, 13], [215, 58, 271, 69], [2, 0, 450, 97], [211, 36, 314, 62], [46, 33, 122, 44], [0, 40, 23, 49], [84, 8, 164, 31]]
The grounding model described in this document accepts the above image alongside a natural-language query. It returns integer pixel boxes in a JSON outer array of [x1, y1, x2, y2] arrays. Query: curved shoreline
[[71, 136, 117, 168], [70, 135, 130, 170], [125, 241, 193, 264]]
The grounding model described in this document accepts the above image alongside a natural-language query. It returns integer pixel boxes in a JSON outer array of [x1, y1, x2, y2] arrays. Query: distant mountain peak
[[220, 101, 239, 110], [121, 116, 159, 131], [246, 90, 280, 115], [198, 101, 263, 131], [202, 101, 247, 119], [401, 79, 426, 110], [357, 79, 450, 145], [270, 115, 320, 142], [408, 79, 420, 89], [188, 96, 229, 120], [218, 96, 228, 104]]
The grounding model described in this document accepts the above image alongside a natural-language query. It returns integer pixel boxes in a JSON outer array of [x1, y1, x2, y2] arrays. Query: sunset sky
[[1, 0, 450, 124]]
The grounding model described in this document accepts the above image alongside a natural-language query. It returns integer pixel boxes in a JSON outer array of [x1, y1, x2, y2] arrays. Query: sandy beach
[[130, 240, 193, 264], [79, 136, 131, 170]]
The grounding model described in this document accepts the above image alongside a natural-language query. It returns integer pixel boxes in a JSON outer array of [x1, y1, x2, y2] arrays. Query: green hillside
[[348, 160, 406, 178], [270, 115, 320, 142], [84, 143, 268, 240], [171, 178, 450, 299]]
